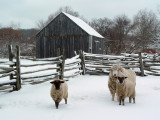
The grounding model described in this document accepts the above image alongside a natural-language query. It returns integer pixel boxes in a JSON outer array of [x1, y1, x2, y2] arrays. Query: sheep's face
[[112, 70, 118, 78], [116, 77, 127, 84], [110, 65, 123, 78], [50, 80, 64, 90]]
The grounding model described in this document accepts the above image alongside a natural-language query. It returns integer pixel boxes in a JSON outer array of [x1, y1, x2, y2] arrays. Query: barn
[[36, 12, 104, 58]]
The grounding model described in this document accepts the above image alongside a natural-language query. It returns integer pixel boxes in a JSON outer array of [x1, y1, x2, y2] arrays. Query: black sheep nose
[[114, 74, 116, 77], [56, 87, 60, 90]]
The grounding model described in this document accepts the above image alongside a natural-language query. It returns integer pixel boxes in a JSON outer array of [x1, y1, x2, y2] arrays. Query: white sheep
[[116, 68, 136, 105], [50, 79, 68, 109], [108, 65, 136, 102], [108, 65, 123, 101]]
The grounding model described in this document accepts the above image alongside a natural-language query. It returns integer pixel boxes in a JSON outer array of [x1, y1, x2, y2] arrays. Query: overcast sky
[[0, 0, 160, 29]]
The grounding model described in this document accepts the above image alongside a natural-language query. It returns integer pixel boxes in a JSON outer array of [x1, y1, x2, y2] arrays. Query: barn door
[[95, 40, 100, 54]]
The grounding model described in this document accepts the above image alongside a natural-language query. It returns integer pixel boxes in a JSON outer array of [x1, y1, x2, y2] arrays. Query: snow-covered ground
[[0, 74, 160, 120]]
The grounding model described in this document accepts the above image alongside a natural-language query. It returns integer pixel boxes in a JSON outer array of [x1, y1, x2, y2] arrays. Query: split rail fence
[[63, 50, 85, 79], [1, 46, 160, 92], [0, 48, 85, 91], [0, 45, 21, 91], [84, 52, 160, 76], [20, 56, 64, 84]]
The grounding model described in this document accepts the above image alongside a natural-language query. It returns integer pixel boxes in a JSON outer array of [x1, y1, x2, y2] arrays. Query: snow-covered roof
[[62, 12, 104, 38], [37, 12, 104, 38]]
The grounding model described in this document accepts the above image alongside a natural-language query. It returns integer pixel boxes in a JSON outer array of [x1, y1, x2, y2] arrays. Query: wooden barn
[[36, 12, 104, 58]]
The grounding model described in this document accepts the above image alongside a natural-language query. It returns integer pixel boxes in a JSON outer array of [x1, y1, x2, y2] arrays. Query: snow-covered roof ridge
[[62, 12, 104, 38]]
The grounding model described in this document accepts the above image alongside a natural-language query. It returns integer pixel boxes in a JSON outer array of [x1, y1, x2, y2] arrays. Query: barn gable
[[36, 12, 104, 58], [62, 12, 104, 38], [37, 12, 104, 38]]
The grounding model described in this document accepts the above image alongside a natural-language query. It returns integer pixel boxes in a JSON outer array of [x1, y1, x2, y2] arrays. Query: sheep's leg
[[133, 97, 135, 103], [109, 86, 115, 101], [112, 93, 115, 101], [65, 98, 67, 104], [119, 97, 122, 105], [55, 102, 59, 109], [122, 99, 125, 105], [129, 97, 132, 103]]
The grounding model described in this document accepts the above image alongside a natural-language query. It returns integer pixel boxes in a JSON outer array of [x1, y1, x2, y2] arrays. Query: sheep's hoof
[[129, 97, 132, 103], [55, 102, 59, 109], [133, 98, 135, 103], [65, 99, 67, 104]]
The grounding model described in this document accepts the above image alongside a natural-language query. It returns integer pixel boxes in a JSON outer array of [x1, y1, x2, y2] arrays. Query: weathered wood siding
[[36, 13, 103, 58]]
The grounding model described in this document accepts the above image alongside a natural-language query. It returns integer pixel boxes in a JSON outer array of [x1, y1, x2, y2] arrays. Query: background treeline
[[0, 6, 160, 57], [0, 27, 38, 57], [90, 10, 160, 55]]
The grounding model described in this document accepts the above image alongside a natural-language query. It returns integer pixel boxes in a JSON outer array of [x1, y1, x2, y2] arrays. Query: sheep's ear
[[50, 81, 55, 84], [60, 81, 65, 83]]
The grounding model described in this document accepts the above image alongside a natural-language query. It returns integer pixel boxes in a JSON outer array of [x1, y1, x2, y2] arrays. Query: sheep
[[108, 65, 124, 101], [108, 65, 136, 101], [50, 79, 68, 109], [116, 74, 136, 105]]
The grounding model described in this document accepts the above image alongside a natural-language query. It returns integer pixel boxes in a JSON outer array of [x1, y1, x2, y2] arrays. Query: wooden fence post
[[8, 45, 14, 80], [79, 50, 86, 75], [59, 50, 65, 80], [15, 45, 21, 90], [138, 52, 144, 76]]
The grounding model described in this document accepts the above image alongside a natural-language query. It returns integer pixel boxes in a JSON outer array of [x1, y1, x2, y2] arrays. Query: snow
[[0, 57, 160, 120], [63, 12, 104, 38], [0, 74, 160, 120]]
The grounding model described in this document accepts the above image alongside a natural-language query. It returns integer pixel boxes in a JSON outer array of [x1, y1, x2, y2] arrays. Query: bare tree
[[90, 18, 113, 36], [132, 9, 160, 52], [36, 19, 46, 30], [36, 6, 86, 29], [47, 6, 80, 22], [90, 17, 114, 54], [90, 15, 134, 55], [110, 15, 133, 54]]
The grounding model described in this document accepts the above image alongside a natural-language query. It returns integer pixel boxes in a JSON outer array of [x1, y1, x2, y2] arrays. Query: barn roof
[[36, 12, 104, 38], [62, 12, 104, 38]]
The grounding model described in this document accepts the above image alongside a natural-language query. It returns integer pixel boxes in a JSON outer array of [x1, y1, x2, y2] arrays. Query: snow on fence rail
[[21, 50, 86, 82], [64, 50, 85, 78], [84, 52, 160, 76], [143, 54, 160, 76], [20, 56, 64, 83], [0, 45, 21, 91], [0, 47, 86, 92], [1, 45, 160, 92]]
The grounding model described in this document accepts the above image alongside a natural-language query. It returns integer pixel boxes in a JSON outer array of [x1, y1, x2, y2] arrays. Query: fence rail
[[1, 46, 160, 92], [0, 45, 21, 91], [20, 55, 63, 83], [63, 51, 85, 78], [84, 52, 160, 76]]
